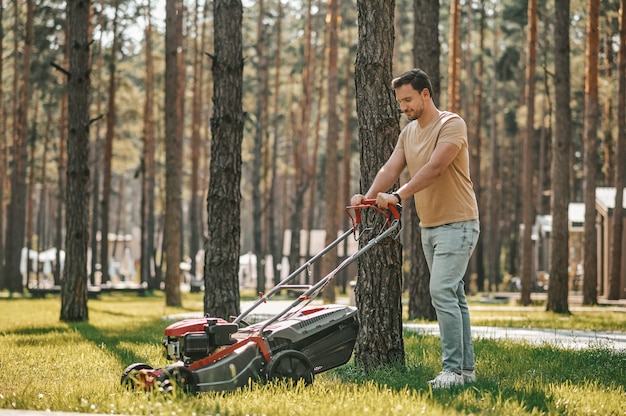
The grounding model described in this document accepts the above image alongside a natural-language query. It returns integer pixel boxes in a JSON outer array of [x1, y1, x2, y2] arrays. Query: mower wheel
[[267, 350, 314, 386], [120, 363, 153, 390], [158, 366, 197, 394]]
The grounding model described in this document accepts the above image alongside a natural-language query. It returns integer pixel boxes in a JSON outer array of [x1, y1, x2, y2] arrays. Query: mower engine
[[163, 317, 238, 363]]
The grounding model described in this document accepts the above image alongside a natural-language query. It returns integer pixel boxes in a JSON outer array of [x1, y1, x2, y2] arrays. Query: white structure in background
[[20, 247, 65, 287]]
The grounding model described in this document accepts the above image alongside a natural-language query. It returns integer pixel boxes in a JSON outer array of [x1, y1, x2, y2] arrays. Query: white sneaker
[[428, 371, 464, 388], [462, 369, 476, 383]]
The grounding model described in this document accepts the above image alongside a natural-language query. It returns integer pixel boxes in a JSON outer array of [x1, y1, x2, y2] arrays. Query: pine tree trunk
[[520, 0, 538, 306], [101, 0, 120, 285], [547, 0, 571, 313], [609, 0, 626, 301], [164, 0, 183, 307], [409, 0, 439, 320], [321, 0, 340, 303], [0, 1, 5, 290], [582, 0, 599, 305], [61, 0, 91, 322], [6, 0, 34, 293], [188, 0, 204, 284], [268, 0, 283, 286], [354, 0, 404, 371], [141, 2, 157, 291], [204, 0, 243, 319], [253, 0, 267, 295]]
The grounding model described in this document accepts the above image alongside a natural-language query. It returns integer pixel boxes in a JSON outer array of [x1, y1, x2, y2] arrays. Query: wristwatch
[[392, 192, 402, 204]]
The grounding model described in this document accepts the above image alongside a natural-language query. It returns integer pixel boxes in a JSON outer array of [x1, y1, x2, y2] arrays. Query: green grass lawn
[[0, 292, 624, 415]]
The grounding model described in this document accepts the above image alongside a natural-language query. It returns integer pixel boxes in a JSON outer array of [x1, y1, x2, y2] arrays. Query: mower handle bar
[[234, 200, 401, 327], [345, 198, 400, 230]]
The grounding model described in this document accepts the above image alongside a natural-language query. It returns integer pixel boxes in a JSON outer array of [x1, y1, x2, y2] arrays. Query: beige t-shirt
[[396, 111, 479, 227]]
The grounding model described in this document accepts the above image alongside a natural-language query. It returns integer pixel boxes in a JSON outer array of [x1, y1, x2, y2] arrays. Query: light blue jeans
[[421, 220, 479, 374]]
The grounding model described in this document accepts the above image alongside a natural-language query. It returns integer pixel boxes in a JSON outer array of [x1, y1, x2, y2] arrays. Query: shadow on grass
[[68, 317, 168, 371], [331, 332, 625, 414]]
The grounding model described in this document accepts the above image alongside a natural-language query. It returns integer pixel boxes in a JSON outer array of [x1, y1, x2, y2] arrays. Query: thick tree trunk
[[60, 0, 91, 322], [547, 0, 571, 313], [354, 0, 404, 371], [204, 0, 243, 319]]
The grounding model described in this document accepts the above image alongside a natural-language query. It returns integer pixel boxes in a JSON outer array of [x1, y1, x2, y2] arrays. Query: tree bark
[[0, 1, 5, 290], [268, 0, 283, 286], [141, 0, 157, 291], [582, 0, 599, 305], [547, 0, 571, 313], [253, 0, 267, 295], [188, 0, 205, 285], [520, 0, 538, 306], [447, 0, 461, 113], [354, 0, 404, 371], [409, 0, 439, 320], [61, 0, 91, 322], [204, 0, 243, 319], [609, 0, 626, 301], [321, 0, 340, 303], [164, 0, 183, 307], [6, 0, 34, 293]]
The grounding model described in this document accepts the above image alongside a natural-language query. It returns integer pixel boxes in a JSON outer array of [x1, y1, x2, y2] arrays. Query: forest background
[[0, 0, 624, 326]]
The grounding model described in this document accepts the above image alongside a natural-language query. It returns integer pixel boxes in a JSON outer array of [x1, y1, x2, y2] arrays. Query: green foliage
[[0, 293, 624, 415]]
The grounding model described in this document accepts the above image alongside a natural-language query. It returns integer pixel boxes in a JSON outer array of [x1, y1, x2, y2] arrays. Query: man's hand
[[376, 192, 398, 209], [350, 193, 365, 206]]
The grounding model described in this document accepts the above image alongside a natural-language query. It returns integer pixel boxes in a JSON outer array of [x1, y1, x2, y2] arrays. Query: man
[[351, 68, 479, 388]]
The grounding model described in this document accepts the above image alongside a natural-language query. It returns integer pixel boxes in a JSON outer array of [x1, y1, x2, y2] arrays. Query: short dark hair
[[392, 68, 433, 97]]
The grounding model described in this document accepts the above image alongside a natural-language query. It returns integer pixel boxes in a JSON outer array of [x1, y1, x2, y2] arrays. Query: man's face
[[395, 84, 426, 121]]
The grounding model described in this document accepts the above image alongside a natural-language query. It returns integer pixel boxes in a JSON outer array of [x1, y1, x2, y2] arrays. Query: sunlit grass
[[1, 292, 624, 415]]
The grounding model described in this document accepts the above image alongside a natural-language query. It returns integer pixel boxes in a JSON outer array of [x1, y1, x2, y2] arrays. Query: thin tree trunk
[[288, 0, 315, 278], [469, 0, 485, 291], [409, 0, 439, 320], [6, 0, 34, 293], [321, 0, 340, 303], [520, 0, 538, 306], [253, 0, 267, 294], [188, 0, 204, 282], [101, 0, 120, 285], [164, 0, 183, 306], [447, 0, 461, 113], [582, 0, 599, 305], [609, 0, 626, 301], [141, 0, 157, 291], [55, 21, 69, 287], [0, 0, 5, 290], [487, 11, 500, 292], [339, 32, 354, 294], [268, 0, 283, 285]]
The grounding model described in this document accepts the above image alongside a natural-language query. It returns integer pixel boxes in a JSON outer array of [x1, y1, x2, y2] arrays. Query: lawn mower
[[120, 200, 400, 393]]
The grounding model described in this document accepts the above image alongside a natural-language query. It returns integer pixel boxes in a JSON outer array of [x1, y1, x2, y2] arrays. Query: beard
[[405, 108, 422, 121]]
